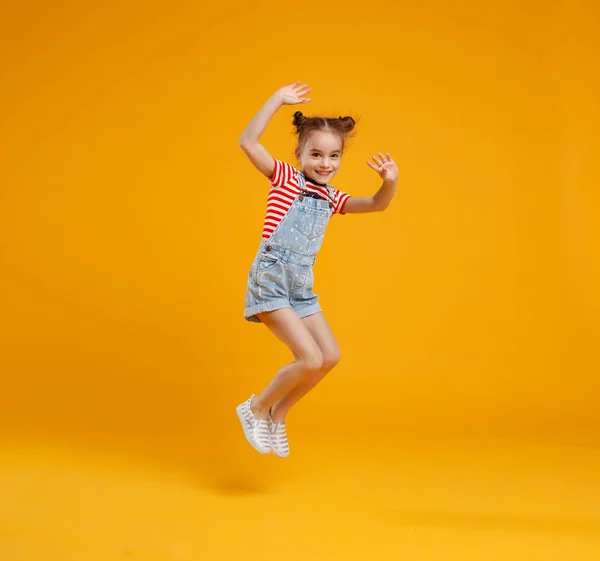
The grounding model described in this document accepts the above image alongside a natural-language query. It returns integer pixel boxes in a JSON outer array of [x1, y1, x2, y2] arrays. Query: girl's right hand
[[275, 82, 312, 105]]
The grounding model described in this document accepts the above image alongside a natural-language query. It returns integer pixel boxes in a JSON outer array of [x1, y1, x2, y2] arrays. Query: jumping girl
[[236, 82, 399, 457]]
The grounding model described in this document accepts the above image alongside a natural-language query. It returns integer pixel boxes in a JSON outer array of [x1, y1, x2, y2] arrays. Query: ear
[[294, 147, 301, 161]]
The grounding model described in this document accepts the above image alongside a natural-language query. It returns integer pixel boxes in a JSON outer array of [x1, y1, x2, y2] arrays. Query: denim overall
[[244, 171, 334, 323]]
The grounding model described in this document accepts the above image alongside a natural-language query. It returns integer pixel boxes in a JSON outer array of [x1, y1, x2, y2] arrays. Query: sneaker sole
[[236, 406, 270, 455], [269, 436, 290, 458], [270, 446, 289, 459]]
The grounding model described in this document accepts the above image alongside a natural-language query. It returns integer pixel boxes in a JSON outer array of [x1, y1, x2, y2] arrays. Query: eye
[[311, 153, 320, 157], [332, 154, 340, 158]]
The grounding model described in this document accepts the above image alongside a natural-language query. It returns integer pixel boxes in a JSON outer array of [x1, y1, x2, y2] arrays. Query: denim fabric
[[244, 172, 334, 323]]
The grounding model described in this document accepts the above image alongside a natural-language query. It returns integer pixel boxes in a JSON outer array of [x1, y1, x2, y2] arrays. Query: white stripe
[[271, 161, 280, 186]]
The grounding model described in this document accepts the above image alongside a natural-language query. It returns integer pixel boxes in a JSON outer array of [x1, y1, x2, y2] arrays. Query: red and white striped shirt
[[262, 160, 351, 240]]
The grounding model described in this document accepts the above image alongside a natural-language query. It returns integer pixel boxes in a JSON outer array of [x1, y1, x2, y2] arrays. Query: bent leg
[[270, 312, 341, 422], [250, 308, 323, 418]]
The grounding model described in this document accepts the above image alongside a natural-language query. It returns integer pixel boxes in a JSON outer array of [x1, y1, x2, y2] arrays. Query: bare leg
[[270, 312, 341, 422], [250, 308, 323, 419]]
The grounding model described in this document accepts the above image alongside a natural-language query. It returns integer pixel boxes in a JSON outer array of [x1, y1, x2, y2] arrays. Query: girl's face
[[295, 130, 343, 184]]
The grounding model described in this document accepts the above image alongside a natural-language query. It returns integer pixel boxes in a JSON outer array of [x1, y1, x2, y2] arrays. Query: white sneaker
[[236, 395, 270, 455], [269, 415, 290, 458]]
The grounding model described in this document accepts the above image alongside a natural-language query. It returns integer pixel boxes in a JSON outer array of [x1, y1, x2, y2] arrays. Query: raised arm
[[239, 82, 312, 178], [344, 152, 399, 214]]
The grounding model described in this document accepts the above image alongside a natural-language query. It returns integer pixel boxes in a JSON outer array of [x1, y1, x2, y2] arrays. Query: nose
[[320, 157, 330, 168]]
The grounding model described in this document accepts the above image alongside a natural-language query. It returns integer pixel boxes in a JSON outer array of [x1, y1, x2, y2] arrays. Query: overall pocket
[[252, 254, 279, 284], [293, 206, 330, 239], [257, 254, 278, 272]]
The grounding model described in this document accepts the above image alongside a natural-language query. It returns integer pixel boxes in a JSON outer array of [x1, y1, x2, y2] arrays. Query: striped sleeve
[[268, 159, 297, 190], [332, 188, 351, 215]]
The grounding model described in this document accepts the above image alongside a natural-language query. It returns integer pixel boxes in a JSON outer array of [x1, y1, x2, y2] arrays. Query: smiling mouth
[[316, 171, 331, 176]]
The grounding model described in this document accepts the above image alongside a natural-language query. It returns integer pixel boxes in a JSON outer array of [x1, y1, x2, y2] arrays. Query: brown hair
[[292, 111, 357, 153]]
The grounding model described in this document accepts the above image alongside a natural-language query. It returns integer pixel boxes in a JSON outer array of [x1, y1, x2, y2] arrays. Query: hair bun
[[292, 111, 307, 128], [337, 115, 356, 133]]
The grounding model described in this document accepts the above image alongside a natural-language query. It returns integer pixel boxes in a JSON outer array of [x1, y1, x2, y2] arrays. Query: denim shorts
[[244, 244, 321, 323]]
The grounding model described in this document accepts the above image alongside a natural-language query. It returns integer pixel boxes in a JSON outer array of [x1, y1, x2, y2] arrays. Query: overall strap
[[325, 184, 335, 203], [296, 170, 305, 190]]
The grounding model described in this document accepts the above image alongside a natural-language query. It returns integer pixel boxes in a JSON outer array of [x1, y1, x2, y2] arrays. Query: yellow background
[[1, 1, 599, 560]]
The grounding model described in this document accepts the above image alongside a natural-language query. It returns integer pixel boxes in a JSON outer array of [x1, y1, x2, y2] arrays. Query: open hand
[[367, 152, 399, 183], [275, 81, 312, 105]]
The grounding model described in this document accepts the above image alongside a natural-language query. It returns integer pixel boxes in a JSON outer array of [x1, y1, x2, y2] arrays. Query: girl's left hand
[[367, 152, 399, 183]]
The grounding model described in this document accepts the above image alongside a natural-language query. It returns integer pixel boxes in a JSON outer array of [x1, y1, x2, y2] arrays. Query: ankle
[[250, 397, 269, 420], [270, 405, 287, 423]]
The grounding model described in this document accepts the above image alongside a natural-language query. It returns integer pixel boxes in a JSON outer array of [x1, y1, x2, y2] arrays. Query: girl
[[237, 82, 399, 457]]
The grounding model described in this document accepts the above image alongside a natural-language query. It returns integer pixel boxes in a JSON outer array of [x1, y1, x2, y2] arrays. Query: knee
[[301, 348, 324, 373], [321, 349, 341, 373]]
